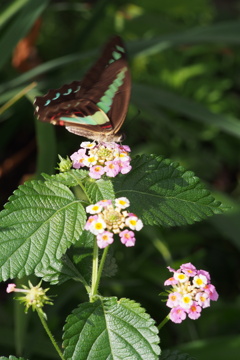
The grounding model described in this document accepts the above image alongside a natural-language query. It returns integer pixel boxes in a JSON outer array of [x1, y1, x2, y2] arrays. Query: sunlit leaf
[[63, 297, 160, 360], [113, 155, 225, 227], [0, 180, 85, 281]]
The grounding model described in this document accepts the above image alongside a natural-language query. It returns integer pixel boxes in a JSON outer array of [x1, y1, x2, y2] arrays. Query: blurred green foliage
[[0, 0, 240, 359]]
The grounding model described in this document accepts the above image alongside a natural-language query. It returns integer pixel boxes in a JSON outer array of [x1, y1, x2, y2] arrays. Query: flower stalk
[[90, 238, 99, 301], [7, 281, 65, 359], [157, 314, 170, 330], [95, 246, 110, 294], [37, 308, 66, 360]]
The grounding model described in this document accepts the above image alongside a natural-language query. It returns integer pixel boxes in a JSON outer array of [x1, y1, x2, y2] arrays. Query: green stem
[[0, 82, 37, 115], [37, 309, 65, 360], [152, 236, 172, 264], [157, 314, 170, 330], [71, 172, 91, 203], [90, 238, 99, 301], [95, 246, 109, 292], [90, 245, 110, 302]]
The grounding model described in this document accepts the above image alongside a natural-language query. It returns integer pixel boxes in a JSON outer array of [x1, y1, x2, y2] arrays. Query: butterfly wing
[[67, 59, 131, 140], [34, 36, 130, 141], [78, 36, 127, 94], [34, 80, 82, 123]]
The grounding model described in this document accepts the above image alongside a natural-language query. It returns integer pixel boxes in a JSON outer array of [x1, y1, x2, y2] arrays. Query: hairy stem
[[90, 238, 99, 301], [95, 246, 109, 292], [37, 308, 65, 360]]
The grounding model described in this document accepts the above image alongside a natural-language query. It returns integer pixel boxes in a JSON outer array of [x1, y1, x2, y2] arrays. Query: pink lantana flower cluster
[[85, 197, 143, 248], [164, 263, 219, 324], [70, 141, 131, 179]]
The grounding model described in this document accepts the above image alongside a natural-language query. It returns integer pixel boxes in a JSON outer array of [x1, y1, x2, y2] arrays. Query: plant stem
[[90, 238, 99, 301], [158, 314, 170, 330], [95, 246, 109, 292], [71, 172, 91, 203], [37, 308, 65, 360], [0, 82, 37, 115]]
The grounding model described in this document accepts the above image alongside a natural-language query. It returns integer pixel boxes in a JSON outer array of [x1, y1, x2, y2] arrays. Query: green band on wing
[[116, 45, 124, 52], [100, 95, 112, 106], [97, 67, 127, 113], [60, 110, 108, 125], [112, 51, 122, 60]]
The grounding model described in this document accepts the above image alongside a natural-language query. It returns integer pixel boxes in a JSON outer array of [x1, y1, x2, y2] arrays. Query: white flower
[[83, 155, 98, 166], [193, 274, 208, 288], [125, 216, 143, 231], [180, 294, 193, 309], [174, 272, 188, 283], [86, 204, 103, 214], [115, 197, 130, 209], [89, 217, 106, 235], [80, 141, 96, 149]]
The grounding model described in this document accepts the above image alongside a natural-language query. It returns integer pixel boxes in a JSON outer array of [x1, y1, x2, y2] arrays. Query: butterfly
[[34, 36, 131, 142]]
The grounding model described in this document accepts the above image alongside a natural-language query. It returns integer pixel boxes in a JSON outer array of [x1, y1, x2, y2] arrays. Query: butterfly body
[[34, 37, 130, 142]]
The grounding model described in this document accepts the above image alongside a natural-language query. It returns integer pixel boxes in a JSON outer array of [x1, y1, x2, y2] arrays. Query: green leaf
[[132, 83, 240, 139], [0, 357, 27, 360], [0, 0, 29, 28], [2, 21, 240, 95], [42, 170, 115, 203], [35, 255, 83, 285], [160, 350, 196, 360], [84, 178, 115, 203], [63, 297, 160, 360], [130, 21, 240, 57], [210, 207, 240, 251], [41, 169, 89, 187], [36, 231, 96, 285], [101, 249, 118, 278], [0, 180, 86, 281], [113, 155, 224, 227]]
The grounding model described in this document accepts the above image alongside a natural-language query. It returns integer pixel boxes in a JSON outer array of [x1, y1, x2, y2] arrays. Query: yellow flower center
[[130, 219, 137, 226], [120, 152, 127, 157], [178, 274, 186, 280], [183, 296, 191, 304]]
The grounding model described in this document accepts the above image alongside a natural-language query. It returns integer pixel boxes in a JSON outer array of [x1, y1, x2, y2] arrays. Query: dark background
[[0, 0, 240, 359]]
